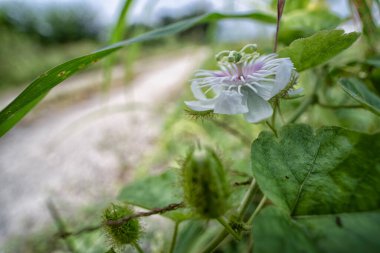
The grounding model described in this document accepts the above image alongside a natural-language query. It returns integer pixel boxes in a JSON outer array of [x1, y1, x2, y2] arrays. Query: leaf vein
[[291, 142, 321, 215]]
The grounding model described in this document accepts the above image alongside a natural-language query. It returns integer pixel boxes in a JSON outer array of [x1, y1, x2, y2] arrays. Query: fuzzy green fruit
[[182, 146, 230, 218], [103, 204, 141, 247]]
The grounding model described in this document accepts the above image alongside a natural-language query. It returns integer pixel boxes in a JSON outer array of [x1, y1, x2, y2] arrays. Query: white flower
[[185, 48, 298, 123]]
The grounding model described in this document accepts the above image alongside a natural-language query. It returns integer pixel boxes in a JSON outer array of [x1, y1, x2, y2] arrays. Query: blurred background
[[0, 0, 377, 252]]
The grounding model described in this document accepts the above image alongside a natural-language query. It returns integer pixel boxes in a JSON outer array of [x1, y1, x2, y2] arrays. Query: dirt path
[[0, 48, 209, 245]]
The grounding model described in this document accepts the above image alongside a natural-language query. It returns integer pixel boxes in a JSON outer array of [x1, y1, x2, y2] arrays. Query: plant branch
[[58, 202, 185, 238], [106, 202, 185, 226]]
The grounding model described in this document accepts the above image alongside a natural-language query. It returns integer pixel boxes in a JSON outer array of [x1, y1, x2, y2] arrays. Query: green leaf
[[278, 30, 360, 71], [253, 206, 380, 253], [340, 78, 380, 116], [0, 11, 276, 138], [251, 124, 380, 216], [278, 10, 342, 44], [118, 170, 192, 222]]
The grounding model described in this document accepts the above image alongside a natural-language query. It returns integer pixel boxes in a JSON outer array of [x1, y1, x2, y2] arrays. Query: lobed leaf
[[279, 30, 360, 71], [0, 11, 276, 137], [251, 124, 380, 216], [253, 206, 380, 253], [340, 78, 380, 116]]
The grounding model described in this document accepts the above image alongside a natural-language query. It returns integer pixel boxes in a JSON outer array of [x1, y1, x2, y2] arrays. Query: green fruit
[[182, 146, 230, 218], [103, 204, 141, 247]]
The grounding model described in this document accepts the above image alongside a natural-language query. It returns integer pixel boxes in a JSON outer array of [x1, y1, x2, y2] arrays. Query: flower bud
[[103, 204, 141, 247], [182, 146, 230, 218]]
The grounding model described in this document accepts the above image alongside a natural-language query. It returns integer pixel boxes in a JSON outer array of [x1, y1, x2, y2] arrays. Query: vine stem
[[201, 179, 257, 253], [237, 179, 257, 218], [132, 241, 145, 253], [216, 217, 241, 241], [169, 222, 180, 253], [247, 196, 267, 225]]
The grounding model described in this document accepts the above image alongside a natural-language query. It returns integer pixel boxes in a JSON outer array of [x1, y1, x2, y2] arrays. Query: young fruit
[[102, 203, 141, 247], [182, 146, 230, 218]]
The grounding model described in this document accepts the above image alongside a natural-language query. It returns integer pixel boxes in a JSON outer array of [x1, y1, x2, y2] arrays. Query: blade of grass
[[103, 0, 134, 90]]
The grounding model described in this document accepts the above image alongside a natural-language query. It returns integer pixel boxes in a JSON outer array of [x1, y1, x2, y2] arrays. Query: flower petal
[[243, 90, 273, 123], [270, 58, 293, 97], [191, 82, 207, 100], [214, 90, 248, 114], [248, 80, 273, 101], [185, 99, 216, 111]]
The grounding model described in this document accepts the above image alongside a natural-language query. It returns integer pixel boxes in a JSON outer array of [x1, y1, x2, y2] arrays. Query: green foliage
[[0, 26, 98, 88], [102, 204, 141, 247], [118, 170, 191, 222], [253, 206, 380, 253], [279, 30, 360, 71], [340, 78, 380, 116], [0, 2, 101, 43], [278, 10, 342, 44], [251, 124, 380, 215], [182, 146, 230, 218], [0, 11, 275, 138]]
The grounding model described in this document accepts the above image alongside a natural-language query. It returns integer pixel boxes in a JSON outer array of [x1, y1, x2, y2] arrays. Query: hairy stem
[[58, 202, 185, 238], [106, 202, 184, 226]]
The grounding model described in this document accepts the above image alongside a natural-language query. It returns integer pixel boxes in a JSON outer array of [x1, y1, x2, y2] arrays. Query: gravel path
[[0, 48, 208, 245]]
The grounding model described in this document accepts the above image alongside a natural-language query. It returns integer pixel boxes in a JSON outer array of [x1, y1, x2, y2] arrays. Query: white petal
[[214, 90, 248, 114], [271, 58, 293, 97], [185, 99, 216, 111], [248, 80, 273, 101], [243, 90, 273, 123], [191, 82, 208, 100]]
